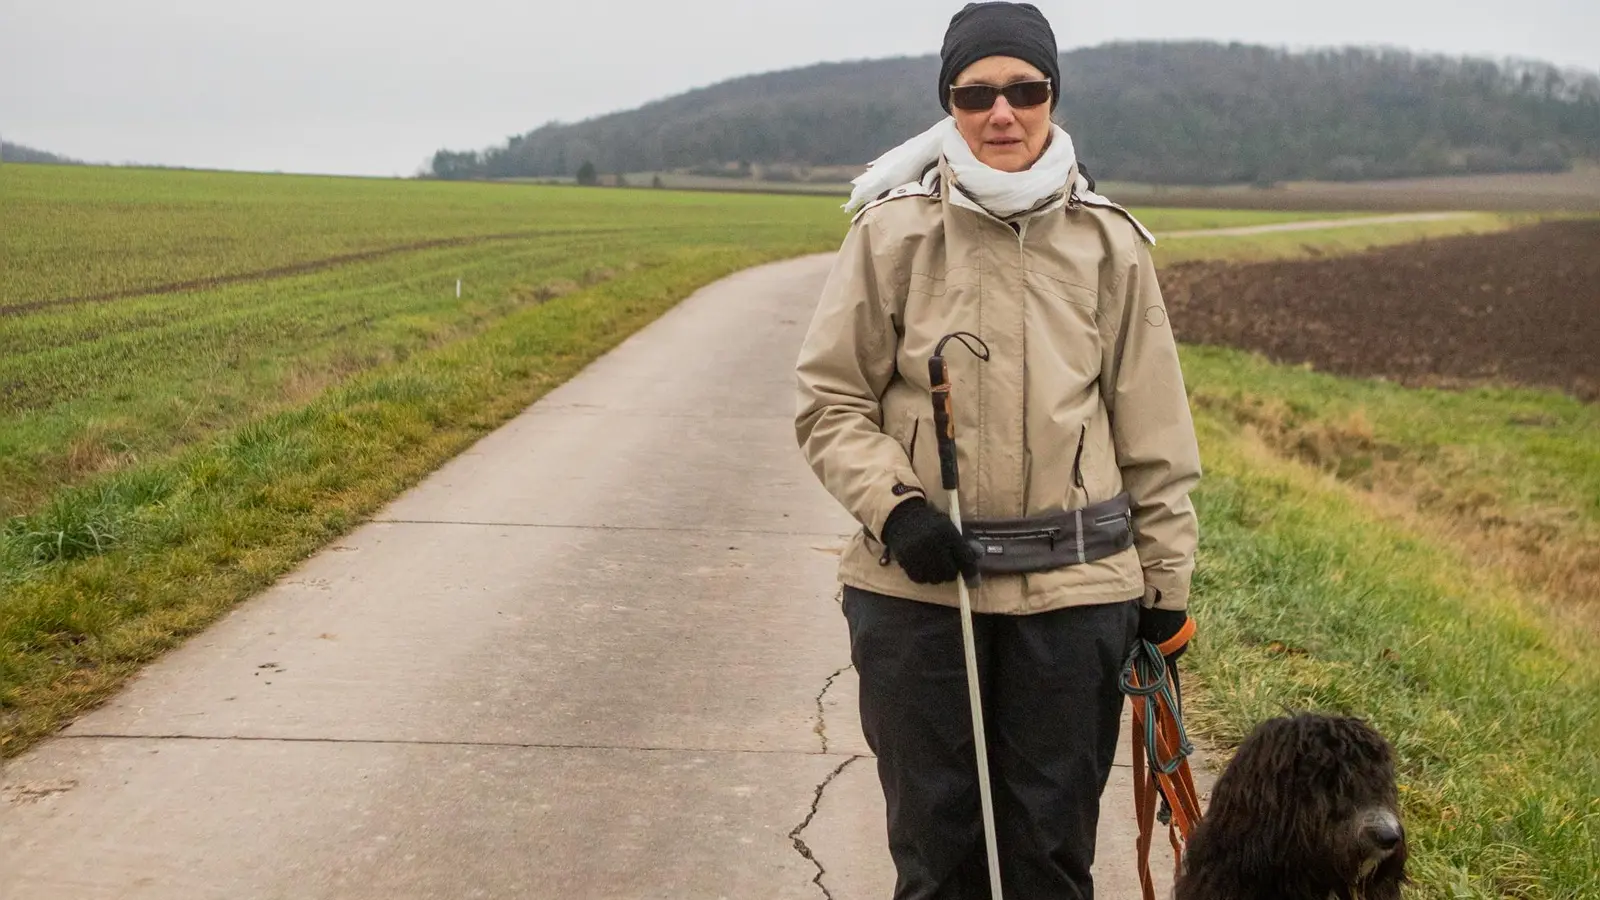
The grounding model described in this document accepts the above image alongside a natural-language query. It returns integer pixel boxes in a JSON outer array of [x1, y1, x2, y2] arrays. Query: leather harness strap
[[1123, 618, 1203, 900]]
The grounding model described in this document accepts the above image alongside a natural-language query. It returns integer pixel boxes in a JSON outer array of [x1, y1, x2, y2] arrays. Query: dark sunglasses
[[948, 79, 1052, 112]]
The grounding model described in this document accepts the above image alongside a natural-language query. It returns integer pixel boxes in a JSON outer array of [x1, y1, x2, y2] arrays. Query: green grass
[[1183, 345, 1600, 528], [0, 165, 837, 306], [0, 169, 846, 520], [1181, 345, 1600, 633], [1179, 341, 1600, 899], [1184, 400, 1599, 899]]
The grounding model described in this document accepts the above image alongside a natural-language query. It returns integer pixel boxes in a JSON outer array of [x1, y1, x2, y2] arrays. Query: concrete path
[[0, 255, 1208, 899], [1161, 210, 1471, 239]]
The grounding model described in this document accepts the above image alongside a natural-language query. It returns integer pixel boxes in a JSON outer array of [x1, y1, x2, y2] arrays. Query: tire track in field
[[0, 227, 626, 316]]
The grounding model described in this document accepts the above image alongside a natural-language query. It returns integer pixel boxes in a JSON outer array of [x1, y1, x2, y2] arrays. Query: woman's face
[[950, 56, 1053, 173]]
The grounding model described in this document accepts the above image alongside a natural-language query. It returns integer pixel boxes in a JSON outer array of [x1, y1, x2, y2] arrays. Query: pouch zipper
[[975, 526, 1063, 539], [971, 526, 1063, 548]]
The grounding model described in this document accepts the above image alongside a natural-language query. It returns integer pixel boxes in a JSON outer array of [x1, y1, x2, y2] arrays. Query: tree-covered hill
[[430, 42, 1600, 185], [1, 141, 85, 165]]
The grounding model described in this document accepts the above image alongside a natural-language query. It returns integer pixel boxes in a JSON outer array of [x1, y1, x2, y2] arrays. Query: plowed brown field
[[1162, 220, 1600, 400]]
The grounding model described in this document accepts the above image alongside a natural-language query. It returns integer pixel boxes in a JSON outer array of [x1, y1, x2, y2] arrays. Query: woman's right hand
[[881, 498, 980, 584]]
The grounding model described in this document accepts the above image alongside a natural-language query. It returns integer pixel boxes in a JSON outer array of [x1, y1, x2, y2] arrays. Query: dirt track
[[1160, 211, 1470, 238], [0, 227, 625, 317], [1162, 220, 1600, 400]]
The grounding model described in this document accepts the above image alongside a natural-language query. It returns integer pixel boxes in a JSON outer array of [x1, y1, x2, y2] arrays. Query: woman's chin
[[979, 145, 1033, 172]]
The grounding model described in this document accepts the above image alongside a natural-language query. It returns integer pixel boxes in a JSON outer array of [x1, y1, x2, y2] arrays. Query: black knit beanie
[[938, 2, 1061, 113]]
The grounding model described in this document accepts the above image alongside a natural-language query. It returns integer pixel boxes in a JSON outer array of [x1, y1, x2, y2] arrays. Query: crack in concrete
[[812, 588, 851, 754], [789, 755, 862, 900], [813, 665, 851, 754]]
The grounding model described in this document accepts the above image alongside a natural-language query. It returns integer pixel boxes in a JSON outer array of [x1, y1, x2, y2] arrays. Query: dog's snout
[[1364, 809, 1404, 851]]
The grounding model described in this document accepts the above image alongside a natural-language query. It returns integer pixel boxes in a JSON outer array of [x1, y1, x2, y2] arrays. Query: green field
[[3, 164, 1594, 898], [537, 161, 1600, 214], [2, 165, 844, 310], [4, 164, 1365, 309], [0, 166, 851, 518]]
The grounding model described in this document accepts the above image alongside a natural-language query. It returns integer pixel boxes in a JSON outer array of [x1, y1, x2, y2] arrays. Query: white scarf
[[844, 118, 1078, 218]]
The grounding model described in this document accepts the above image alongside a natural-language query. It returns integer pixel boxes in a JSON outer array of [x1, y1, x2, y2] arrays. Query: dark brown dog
[[1175, 713, 1408, 900]]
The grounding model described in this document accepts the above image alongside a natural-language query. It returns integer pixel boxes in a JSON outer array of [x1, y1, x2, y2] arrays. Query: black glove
[[1138, 606, 1192, 663], [881, 498, 980, 585]]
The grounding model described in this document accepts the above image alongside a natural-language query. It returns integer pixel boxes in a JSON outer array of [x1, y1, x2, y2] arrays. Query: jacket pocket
[[1068, 422, 1097, 507], [894, 411, 942, 506], [904, 415, 937, 496], [1072, 423, 1088, 491], [885, 409, 930, 501]]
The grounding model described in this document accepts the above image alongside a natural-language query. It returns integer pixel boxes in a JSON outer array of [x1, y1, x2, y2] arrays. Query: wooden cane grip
[[928, 357, 959, 491]]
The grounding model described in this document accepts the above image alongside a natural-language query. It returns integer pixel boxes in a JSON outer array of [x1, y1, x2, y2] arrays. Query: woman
[[794, 3, 1202, 898]]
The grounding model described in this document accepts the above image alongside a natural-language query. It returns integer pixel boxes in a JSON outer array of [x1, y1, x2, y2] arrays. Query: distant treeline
[[1, 141, 85, 165], [430, 42, 1600, 185]]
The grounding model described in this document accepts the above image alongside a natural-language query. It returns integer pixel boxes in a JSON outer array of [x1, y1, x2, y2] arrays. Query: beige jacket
[[795, 159, 1200, 614]]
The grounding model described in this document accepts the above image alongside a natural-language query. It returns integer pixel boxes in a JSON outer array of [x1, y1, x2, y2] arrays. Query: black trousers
[[842, 586, 1139, 900]]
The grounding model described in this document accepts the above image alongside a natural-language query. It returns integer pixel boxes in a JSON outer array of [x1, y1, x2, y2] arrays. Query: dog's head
[[1179, 713, 1407, 900]]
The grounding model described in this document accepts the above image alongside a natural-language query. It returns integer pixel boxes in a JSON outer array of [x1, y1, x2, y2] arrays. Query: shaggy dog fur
[[1174, 713, 1408, 900]]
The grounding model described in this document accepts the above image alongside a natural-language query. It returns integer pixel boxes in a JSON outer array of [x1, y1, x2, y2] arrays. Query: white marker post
[[455, 278, 462, 298]]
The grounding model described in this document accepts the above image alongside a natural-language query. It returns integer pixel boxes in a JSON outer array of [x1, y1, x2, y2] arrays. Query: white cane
[[928, 333, 1002, 900]]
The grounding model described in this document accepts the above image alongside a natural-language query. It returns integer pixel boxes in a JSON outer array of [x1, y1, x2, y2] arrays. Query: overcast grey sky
[[2, 0, 1594, 177]]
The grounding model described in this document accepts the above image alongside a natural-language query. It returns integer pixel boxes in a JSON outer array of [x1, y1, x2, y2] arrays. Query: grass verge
[[1182, 345, 1600, 635], [1183, 353, 1599, 900]]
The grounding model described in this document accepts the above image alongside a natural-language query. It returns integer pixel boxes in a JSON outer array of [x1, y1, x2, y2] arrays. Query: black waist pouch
[[964, 493, 1135, 575]]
